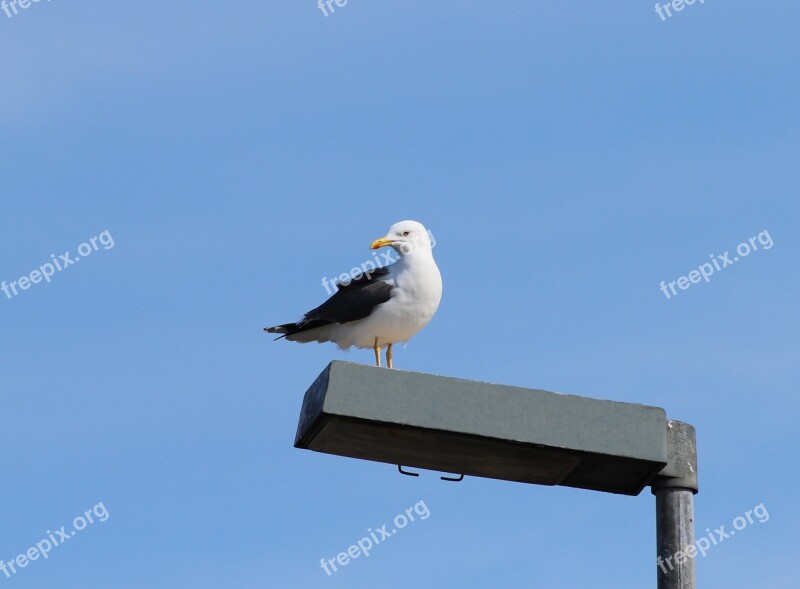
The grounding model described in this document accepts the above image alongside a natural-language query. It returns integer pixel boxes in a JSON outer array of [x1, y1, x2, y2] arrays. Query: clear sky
[[1, 1, 798, 588]]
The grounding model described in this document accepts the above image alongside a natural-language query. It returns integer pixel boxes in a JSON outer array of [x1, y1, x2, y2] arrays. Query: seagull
[[264, 220, 442, 368]]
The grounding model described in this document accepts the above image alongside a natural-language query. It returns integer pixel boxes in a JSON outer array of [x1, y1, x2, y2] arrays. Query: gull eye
[[402, 231, 410, 236]]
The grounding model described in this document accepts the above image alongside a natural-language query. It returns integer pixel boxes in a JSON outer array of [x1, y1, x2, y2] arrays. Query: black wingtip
[[264, 326, 288, 340]]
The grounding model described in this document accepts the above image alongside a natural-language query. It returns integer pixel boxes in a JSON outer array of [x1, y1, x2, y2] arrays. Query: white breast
[[331, 253, 442, 349]]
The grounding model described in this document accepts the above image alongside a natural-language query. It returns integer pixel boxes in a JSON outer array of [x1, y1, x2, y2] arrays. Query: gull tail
[[264, 317, 334, 343], [263, 323, 294, 340]]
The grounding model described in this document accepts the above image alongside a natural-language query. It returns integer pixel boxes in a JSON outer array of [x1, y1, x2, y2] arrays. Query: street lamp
[[295, 361, 699, 589]]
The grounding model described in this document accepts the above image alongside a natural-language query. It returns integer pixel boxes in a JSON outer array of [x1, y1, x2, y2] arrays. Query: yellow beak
[[370, 237, 394, 250]]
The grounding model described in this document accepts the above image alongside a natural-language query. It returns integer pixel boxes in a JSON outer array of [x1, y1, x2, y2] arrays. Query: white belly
[[331, 265, 442, 349]]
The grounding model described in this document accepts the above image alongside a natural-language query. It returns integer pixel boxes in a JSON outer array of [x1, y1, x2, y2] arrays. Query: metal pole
[[651, 421, 699, 589], [655, 487, 696, 589]]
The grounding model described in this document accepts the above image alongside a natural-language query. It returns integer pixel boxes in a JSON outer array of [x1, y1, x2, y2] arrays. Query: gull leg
[[386, 343, 393, 369], [373, 338, 381, 367]]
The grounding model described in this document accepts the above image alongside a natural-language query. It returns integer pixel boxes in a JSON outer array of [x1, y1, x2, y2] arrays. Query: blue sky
[[1, 1, 798, 587]]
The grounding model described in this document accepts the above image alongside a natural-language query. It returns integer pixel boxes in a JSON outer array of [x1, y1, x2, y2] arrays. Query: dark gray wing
[[264, 265, 394, 338], [336, 265, 390, 290]]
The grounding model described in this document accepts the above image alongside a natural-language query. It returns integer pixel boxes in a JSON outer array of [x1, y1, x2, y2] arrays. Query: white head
[[370, 220, 435, 257]]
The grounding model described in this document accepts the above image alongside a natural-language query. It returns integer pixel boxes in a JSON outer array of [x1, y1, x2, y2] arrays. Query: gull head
[[370, 220, 434, 256]]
